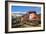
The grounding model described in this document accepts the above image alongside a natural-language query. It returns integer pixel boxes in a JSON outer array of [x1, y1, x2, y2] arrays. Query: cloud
[[12, 11, 27, 16], [12, 11, 27, 14]]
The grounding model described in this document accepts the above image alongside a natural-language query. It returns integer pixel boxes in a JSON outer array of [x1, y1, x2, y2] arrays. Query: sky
[[11, 6, 41, 14]]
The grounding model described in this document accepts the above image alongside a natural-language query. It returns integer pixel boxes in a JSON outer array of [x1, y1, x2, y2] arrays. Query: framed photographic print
[[5, 1, 45, 33]]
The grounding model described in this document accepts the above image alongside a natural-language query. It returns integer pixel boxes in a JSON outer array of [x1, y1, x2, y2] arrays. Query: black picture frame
[[5, 1, 45, 33]]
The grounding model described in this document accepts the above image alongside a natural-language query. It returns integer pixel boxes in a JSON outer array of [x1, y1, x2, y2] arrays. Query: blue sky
[[11, 6, 41, 14]]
